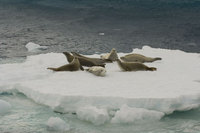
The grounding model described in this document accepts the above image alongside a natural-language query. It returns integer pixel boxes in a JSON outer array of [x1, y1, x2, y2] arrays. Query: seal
[[47, 57, 84, 71], [86, 66, 106, 76], [100, 48, 118, 62], [71, 52, 112, 63], [63, 52, 106, 67], [116, 59, 157, 71], [71, 52, 107, 64], [120, 54, 161, 63]]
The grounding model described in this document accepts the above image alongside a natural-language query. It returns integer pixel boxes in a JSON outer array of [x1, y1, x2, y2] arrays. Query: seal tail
[[154, 57, 162, 61], [47, 67, 58, 71], [147, 67, 157, 71]]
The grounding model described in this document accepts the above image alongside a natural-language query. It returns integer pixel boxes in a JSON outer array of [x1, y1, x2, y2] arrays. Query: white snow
[[46, 117, 70, 132], [76, 106, 109, 125], [0, 99, 11, 114], [25, 42, 47, 52], [111, 104, 164, 123], [0, 46, 200, 124], [99, 33, 105, 36]]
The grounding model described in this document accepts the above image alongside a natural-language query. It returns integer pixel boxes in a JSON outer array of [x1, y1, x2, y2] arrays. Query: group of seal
[[100, 48, 160, 72], [47, 52, 107, 76], [47, 48, 162, 76]]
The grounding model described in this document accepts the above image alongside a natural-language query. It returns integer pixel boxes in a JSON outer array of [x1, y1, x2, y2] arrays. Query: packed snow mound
[[0, 100, 11, 114], [111, 105, 164, 123], [46, 117, 70, 132], [0, 46, 200, 124], [76, 106, 109, 125], [25, 42, 47, 52]]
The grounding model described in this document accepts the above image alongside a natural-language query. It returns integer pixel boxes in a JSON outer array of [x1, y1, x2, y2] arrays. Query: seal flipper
[[147, 67, 157, 71], [47, 67, 58, 71], [80, 65, 84, 71], [154, 57, 162, 61]]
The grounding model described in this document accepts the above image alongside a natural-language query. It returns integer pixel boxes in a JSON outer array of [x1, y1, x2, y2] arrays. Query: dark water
[[0, 0, 200, 60]]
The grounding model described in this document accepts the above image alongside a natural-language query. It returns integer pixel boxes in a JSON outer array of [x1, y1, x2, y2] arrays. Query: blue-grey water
[[1, 92, 200, 133], [0, 0, 200, 132], [0, 0, 200, 59]]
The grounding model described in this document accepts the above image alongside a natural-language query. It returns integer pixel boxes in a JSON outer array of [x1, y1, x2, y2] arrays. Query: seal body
[[120, 54, 161, 63], [63, 52, 106, 67], [116, 59, 157, 71], [86, 66, 106, 76], [100, 48, 118, 62], [47, 57, 84, 71], [71, 52, 106, 64]]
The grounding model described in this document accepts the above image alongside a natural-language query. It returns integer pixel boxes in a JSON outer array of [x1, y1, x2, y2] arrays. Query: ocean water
[[0, 0, 200, 59], [0, 0, 200, 132], [1, 93, 200, 133]]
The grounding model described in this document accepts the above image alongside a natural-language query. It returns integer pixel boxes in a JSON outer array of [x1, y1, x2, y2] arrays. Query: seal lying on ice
[[86, 66, 106, 76], [120, 53, 161, 63], [116, 59, 157, 71], [63, 52, 106, 67], [47, 57, 84, 71]]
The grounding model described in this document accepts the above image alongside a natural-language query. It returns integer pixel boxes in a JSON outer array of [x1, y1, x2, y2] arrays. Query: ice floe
[[25, 42, 47, 52], [0, 46, 200, 124]]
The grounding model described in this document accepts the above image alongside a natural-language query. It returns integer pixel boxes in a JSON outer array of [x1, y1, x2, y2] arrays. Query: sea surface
[[0, 0, 200, 133]]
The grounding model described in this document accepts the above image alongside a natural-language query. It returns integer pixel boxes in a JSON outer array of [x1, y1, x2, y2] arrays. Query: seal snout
[[149, 67, 157, 71], [63, 52, 70, 55], [155, 57, 162, 61]]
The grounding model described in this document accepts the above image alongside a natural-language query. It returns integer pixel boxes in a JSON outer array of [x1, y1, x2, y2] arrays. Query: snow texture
[[76, 106, 109, 125], [111, 104, 164, 123], [0, 100, 11, 114], [46, 117, 70, 132]]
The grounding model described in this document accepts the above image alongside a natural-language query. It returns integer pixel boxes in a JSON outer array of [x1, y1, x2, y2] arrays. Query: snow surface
[[0, 46, 200, 125], [46, 117, 70, 132], [25, 42, 47, 52], [0, 100, 11, 114], [76, 106, 109, 125], [111, 104, 164, 124]]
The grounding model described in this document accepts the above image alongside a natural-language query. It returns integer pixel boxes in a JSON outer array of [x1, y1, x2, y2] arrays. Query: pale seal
[[86, 66, 106, 76], [120, 53, 161, 63], [116, 59, 157, 71], [100, 48, 118, 62]]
